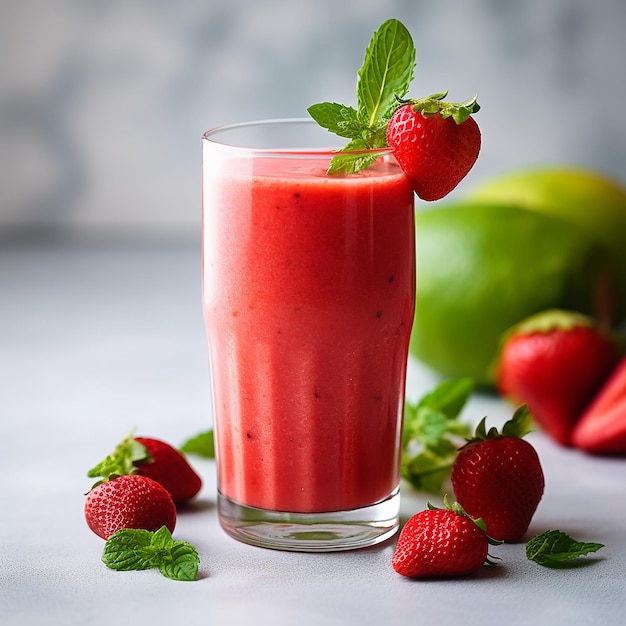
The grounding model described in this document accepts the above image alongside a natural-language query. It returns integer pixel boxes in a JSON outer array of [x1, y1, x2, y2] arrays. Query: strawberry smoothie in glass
[[202, 119, 415, 551]]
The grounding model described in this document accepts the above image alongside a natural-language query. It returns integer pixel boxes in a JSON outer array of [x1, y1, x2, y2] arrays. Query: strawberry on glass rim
[[386, 93, 481, 201], [308, 18, 481, 201]]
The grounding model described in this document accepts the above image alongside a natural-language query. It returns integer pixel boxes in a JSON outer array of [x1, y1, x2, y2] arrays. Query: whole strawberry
[[135, 437, 202, 504], [87, 432, 202, 504], [496, 310, 619, 446], [450, 405, 544, 542], [386, 94, 481, 201], [84, 474, 176, 540], [392, 499, 493, 578]]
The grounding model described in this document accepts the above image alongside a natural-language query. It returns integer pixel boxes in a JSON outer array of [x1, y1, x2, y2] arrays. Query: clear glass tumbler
[[202, 119, 415, 551]]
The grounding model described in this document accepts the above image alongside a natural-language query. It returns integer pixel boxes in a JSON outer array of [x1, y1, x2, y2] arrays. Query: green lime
[[410, 202, 614, 387], [468, 167, 626, 322]]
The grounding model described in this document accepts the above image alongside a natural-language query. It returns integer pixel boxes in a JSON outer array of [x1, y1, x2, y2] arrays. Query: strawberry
[[495, 310, 619, 446], [386, 94, 481, 201], [571, 354, 626, 455], [86, 432, 202, 504], [84, 474, 176, 540], [450, 405, 545, 542], [134, 437, 202, 504], [392, 498, 493, 578]]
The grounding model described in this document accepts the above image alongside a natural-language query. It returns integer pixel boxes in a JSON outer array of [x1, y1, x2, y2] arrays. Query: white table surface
[[1, 242, 625, 626]]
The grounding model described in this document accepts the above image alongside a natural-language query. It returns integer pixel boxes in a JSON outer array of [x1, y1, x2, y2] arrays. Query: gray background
[[2, 0, 625, 242]]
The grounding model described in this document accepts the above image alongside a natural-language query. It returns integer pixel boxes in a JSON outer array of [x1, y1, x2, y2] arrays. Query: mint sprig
[[526, 530, 605, 568], [102, 526, 200, 581], [308, 19, 480, 175], [401, 378, 474, 493], [308, 18, 415, 174]]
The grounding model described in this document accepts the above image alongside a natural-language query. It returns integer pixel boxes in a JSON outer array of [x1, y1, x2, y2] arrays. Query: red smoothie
[[202, 154, 415, 513]]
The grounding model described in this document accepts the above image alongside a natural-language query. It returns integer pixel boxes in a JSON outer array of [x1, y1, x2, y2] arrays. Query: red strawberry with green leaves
[[84, 474, 176, 540], [392, 497, 496, 578], [451, 405, 545, 542], [87, 433, 202, 504], [495, 310, 619, 446], [307, 19, 480, 199], [571, 354, 626, 455], [386, 94, 481, 201]]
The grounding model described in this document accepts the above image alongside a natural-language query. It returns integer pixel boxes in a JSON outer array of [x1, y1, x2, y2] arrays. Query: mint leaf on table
[[102, 526, 200, 581], [308, 18, 415, 174], [401, 378, 474, 493], [526, 530, 604, 568], [181, 429, 215, 459]]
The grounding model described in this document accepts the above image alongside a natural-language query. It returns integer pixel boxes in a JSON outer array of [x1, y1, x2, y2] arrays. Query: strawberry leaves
[[308, 18, 415, 174], [465, 404, 534, 445], [87, 433, 149, 488], [403, 91, 480, 124]]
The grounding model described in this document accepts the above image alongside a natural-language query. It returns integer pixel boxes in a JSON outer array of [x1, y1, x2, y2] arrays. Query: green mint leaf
[[401, 379, 473, 493], [150, 524, 176, 549], [308, 19, 416, 175], [87, 433, 149, 487], [181, 429, 215, 459], [102, 526, 200, 581], [306, 102, 362, 139], [526, 530, 605, 568], [357, 18, 415, 125], [409, 408, 452, 447], [326, 138, 380, 175], [416, 377, 474, 420], [158, 541, 200, 582], [401, 445, 457, 493], [102, 528, 157, 572]]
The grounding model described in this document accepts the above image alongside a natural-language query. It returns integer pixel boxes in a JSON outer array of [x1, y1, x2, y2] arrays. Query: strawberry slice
[[571, 355, 626, 455]]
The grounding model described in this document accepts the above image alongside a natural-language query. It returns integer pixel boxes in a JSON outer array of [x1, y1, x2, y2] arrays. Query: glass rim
[[202, 117, 395, 157]]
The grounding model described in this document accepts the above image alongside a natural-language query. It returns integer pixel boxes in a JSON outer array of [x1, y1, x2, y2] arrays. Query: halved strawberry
[[571, 354, 626, 455]]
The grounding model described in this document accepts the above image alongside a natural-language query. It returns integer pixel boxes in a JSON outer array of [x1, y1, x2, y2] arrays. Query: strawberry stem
[[400, 91, 480, 124], [86, 432, 151, 489], [462, 404, 533, 446]]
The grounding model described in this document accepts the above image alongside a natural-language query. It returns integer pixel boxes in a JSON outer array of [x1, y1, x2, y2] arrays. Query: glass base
[[217, 489, 400, 552]]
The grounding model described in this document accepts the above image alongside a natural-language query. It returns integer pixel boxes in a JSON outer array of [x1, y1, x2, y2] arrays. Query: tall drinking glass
[[202, 119, 415, 551]]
